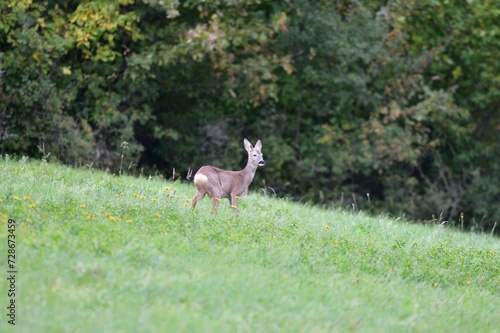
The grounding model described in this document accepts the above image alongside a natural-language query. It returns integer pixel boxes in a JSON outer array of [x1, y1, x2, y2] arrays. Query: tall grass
[[0, 156, 499, 332]]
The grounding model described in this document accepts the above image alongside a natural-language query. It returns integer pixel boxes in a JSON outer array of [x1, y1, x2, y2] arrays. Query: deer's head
[[244, 138, 265, 167]]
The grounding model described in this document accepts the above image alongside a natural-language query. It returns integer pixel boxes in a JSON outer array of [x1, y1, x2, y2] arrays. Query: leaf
[[282, 63, 294, 75], [61, 66, 72, 75]]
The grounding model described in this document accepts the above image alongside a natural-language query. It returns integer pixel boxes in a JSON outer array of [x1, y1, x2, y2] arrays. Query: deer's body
[[192, 139, 265, 212]]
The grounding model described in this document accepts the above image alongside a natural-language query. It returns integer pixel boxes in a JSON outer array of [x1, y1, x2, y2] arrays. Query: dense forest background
[[1, 0, 499, 233]]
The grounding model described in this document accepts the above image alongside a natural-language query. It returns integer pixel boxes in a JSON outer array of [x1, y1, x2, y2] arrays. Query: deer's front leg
[[229, 194, 240, 213]]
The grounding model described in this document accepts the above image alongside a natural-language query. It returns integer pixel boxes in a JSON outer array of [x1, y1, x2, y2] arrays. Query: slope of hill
[[1, 157, 499, 332]]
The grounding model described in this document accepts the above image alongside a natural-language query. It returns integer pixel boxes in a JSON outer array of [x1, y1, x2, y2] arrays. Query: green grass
[[1, 157, 499, 333]]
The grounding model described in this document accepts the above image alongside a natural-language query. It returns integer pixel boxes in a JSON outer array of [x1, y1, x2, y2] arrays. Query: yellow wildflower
[[230, 205, 237, 209], [154, 213, 160, 217], [152, 198, 158, 202], [13, 196, 19, 201], [133, 193, 139, 197], [30, 203, 36, 208], [325, 225, 331, 229], [126, 219, 132, 223], [105, 212, 111, 217], [24, 195, 30, 200], [140, 195, 146, 199], [0, 199, 3, 203], [80, 204, 86, 209], [109, 216, 116, 221], [235, 196, 240, 199], [215, 197, 221, 201], [165, 186, 170, 191]]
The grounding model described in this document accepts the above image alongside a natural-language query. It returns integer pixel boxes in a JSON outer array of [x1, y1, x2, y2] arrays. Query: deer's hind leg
[[208, 186, 224, 213], [192, 187, 206, 210], [211, 197, 221, 213]]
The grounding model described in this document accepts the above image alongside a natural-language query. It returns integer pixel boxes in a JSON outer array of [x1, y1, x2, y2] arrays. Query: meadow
[[0, 156, 499, 333]]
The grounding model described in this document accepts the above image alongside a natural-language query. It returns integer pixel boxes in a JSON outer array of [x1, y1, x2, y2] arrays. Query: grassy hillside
[[1, 157, 499, 333]]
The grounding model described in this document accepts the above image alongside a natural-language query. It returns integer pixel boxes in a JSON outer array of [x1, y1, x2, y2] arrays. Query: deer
[[191, 138, 265, 212]]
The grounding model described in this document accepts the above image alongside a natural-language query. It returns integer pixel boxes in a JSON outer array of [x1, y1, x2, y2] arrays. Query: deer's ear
[[244, 138, 253, 152], [255, 140, 262, 150]]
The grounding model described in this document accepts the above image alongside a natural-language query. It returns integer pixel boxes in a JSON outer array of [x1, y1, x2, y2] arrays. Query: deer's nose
[[259, 159, 265, 166]]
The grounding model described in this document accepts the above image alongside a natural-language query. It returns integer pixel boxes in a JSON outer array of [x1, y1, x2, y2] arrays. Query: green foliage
[[1, 0, 151, 165], [384, 0, 500, 226], [1, 159, 499, 332]]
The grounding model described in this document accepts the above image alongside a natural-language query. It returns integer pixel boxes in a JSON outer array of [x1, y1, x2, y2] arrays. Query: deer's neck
[[241, 161, 258, 185]]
